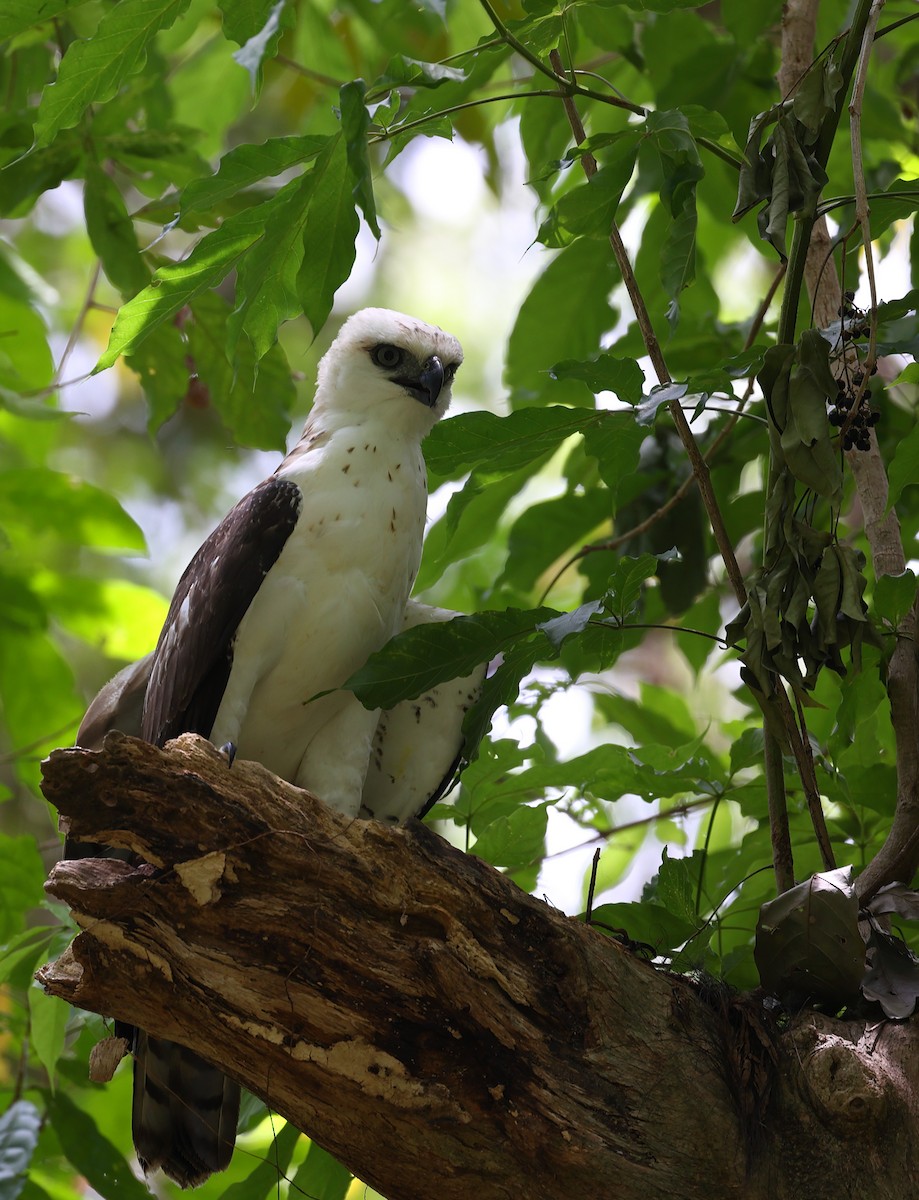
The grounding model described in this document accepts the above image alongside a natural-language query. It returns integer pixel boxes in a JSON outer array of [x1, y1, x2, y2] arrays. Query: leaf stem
[[478, 0, 645, 114]]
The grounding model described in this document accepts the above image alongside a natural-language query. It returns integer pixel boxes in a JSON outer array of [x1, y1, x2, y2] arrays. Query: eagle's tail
[[131, 1030, 240, 1188]]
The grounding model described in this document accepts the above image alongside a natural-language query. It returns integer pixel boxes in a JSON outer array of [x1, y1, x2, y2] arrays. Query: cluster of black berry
[[827, 291, 879, 452]]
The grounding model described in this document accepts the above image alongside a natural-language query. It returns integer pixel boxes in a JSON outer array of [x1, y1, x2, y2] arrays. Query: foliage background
[[0, 0, 918, 1195]]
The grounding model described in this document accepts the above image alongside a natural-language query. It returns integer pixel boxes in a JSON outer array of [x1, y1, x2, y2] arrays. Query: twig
[[546, 51, 748, 611], [585, 847, 601, 923], [480, 0, 645, 114], [764, 714, 796, 892], [52, 260, 102, 391], [274, 54, 342, 88], [848, 0, 884, 375]]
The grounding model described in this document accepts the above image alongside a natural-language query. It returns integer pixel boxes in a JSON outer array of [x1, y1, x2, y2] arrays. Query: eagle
[[71, 309, 482, 1187]]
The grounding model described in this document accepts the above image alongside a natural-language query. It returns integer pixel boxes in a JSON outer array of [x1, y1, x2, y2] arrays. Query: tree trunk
[[39, 734, 919, 1200]]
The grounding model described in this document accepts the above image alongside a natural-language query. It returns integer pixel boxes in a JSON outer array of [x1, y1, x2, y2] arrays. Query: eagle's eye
[[371, 344, 404, 370], [444, 362, 459, 382]]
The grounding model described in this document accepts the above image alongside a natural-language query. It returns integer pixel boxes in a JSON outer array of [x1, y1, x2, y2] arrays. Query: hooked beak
[[395, 355, 445, 408]]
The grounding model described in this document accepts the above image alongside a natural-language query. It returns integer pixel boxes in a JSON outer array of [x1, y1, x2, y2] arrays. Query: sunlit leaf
[[34, 0, 194, 146]]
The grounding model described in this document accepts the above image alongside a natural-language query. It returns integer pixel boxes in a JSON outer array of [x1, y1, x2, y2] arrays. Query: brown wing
[[142, 476, 302, 746]]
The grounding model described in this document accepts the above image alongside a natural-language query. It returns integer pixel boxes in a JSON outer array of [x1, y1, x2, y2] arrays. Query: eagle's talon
[[219, 742, 237, 767]]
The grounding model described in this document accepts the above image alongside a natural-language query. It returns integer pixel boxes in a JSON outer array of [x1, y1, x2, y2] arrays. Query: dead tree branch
[[38, 734, 919, 1199]]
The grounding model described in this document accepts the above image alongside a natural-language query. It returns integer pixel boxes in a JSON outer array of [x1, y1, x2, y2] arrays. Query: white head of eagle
[[311, 307, 463, 436]]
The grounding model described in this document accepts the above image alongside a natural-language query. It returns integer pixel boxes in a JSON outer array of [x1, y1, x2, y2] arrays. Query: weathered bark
[[40, 734, 919, 1200]]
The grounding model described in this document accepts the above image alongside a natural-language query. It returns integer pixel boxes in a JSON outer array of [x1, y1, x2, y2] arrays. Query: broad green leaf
[[339, 80, 380, 237], [33, 576, 167, 659], [0, 469, 145, 553], [83, 164, 149, 299], [0, 630, 80, 783], [96, 203, 268, 370], [0, 928, 55, 986], [425, 406, 630, 482], [295, 134, 359, 334], [346, 608, 555, 709], [375, 55, 467, 90], [873, 570, 918, 629], [887, 421, 919, 510], [125, 321, 190, 429], [178, 135, 329, 221], [0, 294, 54, 392], [45, 1092, 150, 1200], [230, 0, 287, 88], [654, 847, 703, 923], [416, 467, 526, 591], [218, 1121, 302, 1199], [538, 599, 605, 650], [506, 238, 617, 407], [219, 0, 286, 44], [28, 989, 70, 1090], [0, 836, 46, 942], [538, 146, 639, 247], [34, 0, 194, 146], [548, 355, 644, 404], [498, 490, 611, 592], [289, 1141, 352, 1200], [588, 902, 695, 954], [188, 293, 294, 449], [228, 169, 318, 359], [472, 802, 549, 869], [0, 0, 91, 38]]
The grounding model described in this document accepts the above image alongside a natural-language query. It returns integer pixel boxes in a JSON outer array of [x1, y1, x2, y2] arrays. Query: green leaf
[[96, 203, 267, 370], [295, 134, 359, 334], [0, 293, 54, 392], [0, 136, 84, 220], [375, 55, 467, 90], [498, 489, 611, 592], [416, 467, 526, 591], [28, 989, 70, 1090], [506, 238, 617, 407], [0, 929, 56, 987], [178, 135, 329, 222], [45, 1092, 150, 1200], [218, 1122, 302, 1199], [34, 0, 194, 146], [339, 80, 380, 237], [425, 406, 629, 482], [228, 169, 318, 359], [0, 0, 91, 38], [588, 902, 695, 955], [0, 469, 145, 553], [538, 144, 638, 247], [219, 0, 285, 44], [289, 1141, 352, 1200], [83, 164, 149, 299], [873, 570, 918, 629], [654, 847, 703, 923], [0, 836, 46, 942], [538, 599, 605, 650], [230, 0, 286, 89], [472, 802, 549, 869], [346, 608, 555, 710], [187, 293, 294, 449], [887, 421, 919, 510], [0, 632, 79, 783], [548, 355, 644, 404]]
